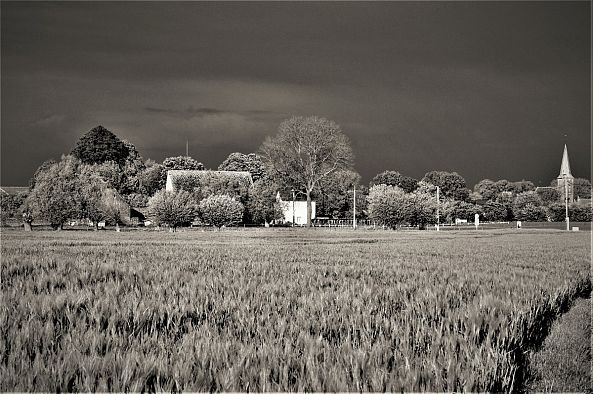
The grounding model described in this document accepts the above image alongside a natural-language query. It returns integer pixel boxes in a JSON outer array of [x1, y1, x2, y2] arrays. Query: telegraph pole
[[436, 186, 440, 231], [292, 189, 296, 227], [353, 185, 356, 230], [186, 140, 189, 157], [563, 133, 569, 231], [565, 178, 570, 231]]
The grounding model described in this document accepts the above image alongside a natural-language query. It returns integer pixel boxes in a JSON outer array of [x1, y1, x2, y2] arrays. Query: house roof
[[0, 186, 29, 195], [167, 170, 253, 182], [275, 191, 315, 203]]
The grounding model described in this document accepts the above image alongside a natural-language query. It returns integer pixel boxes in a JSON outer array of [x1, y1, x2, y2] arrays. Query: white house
[[276, 192, 315, 226]]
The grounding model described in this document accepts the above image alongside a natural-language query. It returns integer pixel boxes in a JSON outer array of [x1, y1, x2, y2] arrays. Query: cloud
[[143, 105, 282, 120], [31, 114, 65, 127], [144, 106, 227, 117]]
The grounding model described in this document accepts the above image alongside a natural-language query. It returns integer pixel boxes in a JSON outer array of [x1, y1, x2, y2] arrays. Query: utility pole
[[565, 177, 570, 231], [353, 185, 356, 230], [186, 140, 189, 157], [292, 189, 295, 227], [563, 133, 569, 231], [436, 186, 440, 231]]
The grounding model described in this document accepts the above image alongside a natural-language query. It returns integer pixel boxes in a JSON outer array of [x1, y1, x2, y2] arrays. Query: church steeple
[[557, 144, 573, 179], [556, 144, 575, 202]]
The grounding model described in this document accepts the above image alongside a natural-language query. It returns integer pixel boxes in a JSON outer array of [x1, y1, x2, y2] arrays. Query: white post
[[436, 186, 440, 231], [353, 185, 357, 230]]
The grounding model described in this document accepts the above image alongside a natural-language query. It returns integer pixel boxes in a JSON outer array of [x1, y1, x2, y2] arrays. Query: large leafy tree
[[570, 203, 592, 222], [218, 152, 266, 182], [512, 191, 543, 214], [481, 201, 508, 222], [450, 201, 482, 222], [512, 191, 548, 222], [548, 202, 593, 222], [371, 171, 418, 193], [512, 180, 535, 194], [79, 165, 128, 229], [161, 156, 204, 185], [473, 179, 498, 201], [422, 171, 469, 201], [171, 171, 251, 207], [71, 126, 147, 198], [29, 159, 56, 189], [315, 169, 362, 219], [71, 125, 130, 166], [119, 140, 147, 195], [162, 156, 204, 171], [78, 167, 110, 230], [26, 155, 84, 230], [494, 180, 515, 194], [0, 191, 27, 226], [536, 188, 560, 205], [367, 184, 407, 229], [573, 178, 592, 199], [148, 189, 197, 231], [515, 204, 548, 222], [260, 116, 354, 227], [199, 194, 244, 229], [246, 177, 283, 225], [404, 190, 437, 229], [91, 161, 125, 192], [139, 160, 165, 196]]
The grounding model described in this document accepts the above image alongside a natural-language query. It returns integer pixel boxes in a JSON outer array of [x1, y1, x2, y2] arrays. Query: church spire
[[558, 144, 573, 179]]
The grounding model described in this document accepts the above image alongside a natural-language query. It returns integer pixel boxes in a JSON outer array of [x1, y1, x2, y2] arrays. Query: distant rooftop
[[167, 169, 252, 178], [0, 186, 29, 195], [165, 169, 253, 191]]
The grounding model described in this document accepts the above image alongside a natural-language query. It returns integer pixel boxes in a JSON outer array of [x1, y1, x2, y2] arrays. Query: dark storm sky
[[1, 1, 591, 187]]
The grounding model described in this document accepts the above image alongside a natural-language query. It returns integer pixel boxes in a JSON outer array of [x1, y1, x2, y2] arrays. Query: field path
[[527, 296, 591, 392]]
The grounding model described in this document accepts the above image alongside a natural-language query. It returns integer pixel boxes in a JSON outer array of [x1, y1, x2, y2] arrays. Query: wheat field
[[1, 228, 590, 391]]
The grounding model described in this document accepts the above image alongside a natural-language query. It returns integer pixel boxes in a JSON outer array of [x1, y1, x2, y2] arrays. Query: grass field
[[1, 228, 590, 391]]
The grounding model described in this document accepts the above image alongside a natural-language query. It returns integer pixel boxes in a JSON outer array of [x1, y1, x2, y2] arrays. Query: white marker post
[[474, 213, 479, 230]]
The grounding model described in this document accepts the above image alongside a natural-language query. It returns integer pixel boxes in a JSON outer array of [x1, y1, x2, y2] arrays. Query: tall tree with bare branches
[[259, 116, 353, 226]]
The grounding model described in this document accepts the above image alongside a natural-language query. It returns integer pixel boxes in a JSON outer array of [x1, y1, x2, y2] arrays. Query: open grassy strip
[[1, 229, 590, 391], [526, 296, 591, 392]]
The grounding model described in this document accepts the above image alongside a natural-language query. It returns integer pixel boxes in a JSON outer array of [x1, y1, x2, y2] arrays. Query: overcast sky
[[1, 1, 590, 187]]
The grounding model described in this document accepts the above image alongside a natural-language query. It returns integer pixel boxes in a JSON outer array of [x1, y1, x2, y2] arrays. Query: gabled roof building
[[165, 170, 253, 192]]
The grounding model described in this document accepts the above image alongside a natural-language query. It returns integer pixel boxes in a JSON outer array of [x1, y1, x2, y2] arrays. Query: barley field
[[1, 228, 590, 391]]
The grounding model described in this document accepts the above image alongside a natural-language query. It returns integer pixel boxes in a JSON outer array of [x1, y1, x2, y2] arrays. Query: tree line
[[1, 118, 592, 230]]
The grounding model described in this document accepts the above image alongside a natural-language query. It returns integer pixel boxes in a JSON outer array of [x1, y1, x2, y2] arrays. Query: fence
[[312, 219, 375, 228]]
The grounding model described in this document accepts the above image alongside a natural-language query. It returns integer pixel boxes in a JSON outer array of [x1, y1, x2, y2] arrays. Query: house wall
[[280, 200, 316, 225], [165, 173, 174, 191]]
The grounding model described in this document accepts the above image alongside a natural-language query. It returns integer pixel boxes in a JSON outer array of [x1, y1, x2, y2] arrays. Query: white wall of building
[[279, 200, 315, 225], [165, 173, 174, 191]]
